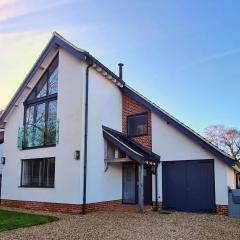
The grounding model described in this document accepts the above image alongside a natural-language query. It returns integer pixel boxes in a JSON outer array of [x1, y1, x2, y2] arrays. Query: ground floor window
[[21, 158, 55, 187]]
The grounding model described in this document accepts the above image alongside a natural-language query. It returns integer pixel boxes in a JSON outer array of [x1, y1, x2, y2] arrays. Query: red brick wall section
[[85, 200, 122, 213], [1, 199, 122, 214], [216, 205, 228, 216], [1, 199, 82, 214], [122, 93, 152, 150], [152, 201, 162, 211]]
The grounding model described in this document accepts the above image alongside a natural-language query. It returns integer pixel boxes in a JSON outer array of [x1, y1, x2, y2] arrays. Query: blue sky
[[0, 0, 239, 134]]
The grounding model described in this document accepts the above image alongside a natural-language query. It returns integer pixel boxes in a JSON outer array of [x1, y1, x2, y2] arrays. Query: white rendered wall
[[152, 112, 234, 205], [0, 143, 3, 174], [84, 67, 123, 203], [1, 48, 84, 204], [227, 166, 236, 189]]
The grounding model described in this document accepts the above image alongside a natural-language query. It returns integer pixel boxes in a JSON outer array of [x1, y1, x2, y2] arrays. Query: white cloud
[[0, 0, 77, 22], [178, 47, 240, 71], [0, 31, 52, 109]]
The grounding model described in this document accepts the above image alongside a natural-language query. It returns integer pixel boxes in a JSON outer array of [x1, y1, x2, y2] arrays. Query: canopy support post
[[155, 163, 159, 211], [138, 163, 144, 213]]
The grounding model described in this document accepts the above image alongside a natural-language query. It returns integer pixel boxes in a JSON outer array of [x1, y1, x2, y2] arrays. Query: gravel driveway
[[0, 208, 240, 240]]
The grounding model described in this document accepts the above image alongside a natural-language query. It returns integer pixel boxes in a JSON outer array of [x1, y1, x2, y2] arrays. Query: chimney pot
[[118, 63, 124, 80]]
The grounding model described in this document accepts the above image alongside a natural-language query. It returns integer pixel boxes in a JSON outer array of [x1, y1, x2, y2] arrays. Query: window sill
[[127, 134, 148, 138], [21, 144, 56, 150], [18, 186, 55, 188]]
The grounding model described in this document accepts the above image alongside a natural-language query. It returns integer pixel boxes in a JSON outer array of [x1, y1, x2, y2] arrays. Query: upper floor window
[[127, 113, 148, 137], [18, 55, 59, 149]]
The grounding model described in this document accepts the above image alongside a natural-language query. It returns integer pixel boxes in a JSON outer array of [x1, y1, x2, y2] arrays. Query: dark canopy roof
[[103, 126, 160, 164]]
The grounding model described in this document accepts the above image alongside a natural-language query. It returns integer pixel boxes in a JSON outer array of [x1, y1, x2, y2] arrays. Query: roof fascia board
[[85, 53, 125, 86], [122, 86, 235, 167]]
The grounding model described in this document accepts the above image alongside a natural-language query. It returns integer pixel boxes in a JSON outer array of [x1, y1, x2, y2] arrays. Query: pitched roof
[[0, 32, 237, 168], [103, 126, 160, 164]]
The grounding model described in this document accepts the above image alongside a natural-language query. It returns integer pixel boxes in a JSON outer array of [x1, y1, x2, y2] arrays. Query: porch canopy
[[102, 125, 160, 213], [102, 125, 160, 164]]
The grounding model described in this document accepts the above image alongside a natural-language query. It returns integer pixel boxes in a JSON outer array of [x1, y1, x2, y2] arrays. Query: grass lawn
[[0, 209, 58, 232]]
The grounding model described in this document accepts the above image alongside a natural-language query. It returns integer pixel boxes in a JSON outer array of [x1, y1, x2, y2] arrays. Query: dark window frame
[[236, 173, 240, 189], [22, 55, 58, 149], [24, 55, 59, 103], [20, 158, 55, 188], [127, 113, 148, 137]]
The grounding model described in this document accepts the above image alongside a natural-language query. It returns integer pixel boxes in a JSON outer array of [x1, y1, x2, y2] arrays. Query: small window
[[127, 114, 148, 137], [237, 173, 240, 189], [21, 158, 55, 187]]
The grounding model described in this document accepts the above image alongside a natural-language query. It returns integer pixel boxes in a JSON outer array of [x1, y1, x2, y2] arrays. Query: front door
[[122, 163, 137, 204]]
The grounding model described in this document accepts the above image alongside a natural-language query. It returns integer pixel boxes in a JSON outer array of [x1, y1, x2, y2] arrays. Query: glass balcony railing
[[18, 120, 59, 149]]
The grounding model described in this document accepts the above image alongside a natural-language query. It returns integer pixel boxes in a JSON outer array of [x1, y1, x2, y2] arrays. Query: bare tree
[[203, 125, 240, 160]]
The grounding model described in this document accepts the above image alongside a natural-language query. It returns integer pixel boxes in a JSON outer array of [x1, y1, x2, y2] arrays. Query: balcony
[[18, 120, 59, 149]]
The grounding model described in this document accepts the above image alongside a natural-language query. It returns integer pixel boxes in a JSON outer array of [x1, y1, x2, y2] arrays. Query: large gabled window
[[20, 55, 59, 149]]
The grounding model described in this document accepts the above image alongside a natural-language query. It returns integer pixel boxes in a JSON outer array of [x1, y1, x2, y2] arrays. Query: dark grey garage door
[[162, 160, 215, 213]]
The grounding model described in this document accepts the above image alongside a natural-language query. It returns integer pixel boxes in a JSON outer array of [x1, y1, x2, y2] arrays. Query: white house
[[0, 32, 239, 215]]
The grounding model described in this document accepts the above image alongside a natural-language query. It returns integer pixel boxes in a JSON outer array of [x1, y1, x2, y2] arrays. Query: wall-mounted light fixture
[[74, 151, 80, 160], [1, 157, 6, 165]]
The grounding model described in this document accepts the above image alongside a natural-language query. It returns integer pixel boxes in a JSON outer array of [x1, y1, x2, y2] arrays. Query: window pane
[[43, 158, 55, 187], [32, 160, 42, 186], [36, 73, 47, 98], [128, 114, 148, 136], [48, 100, 57, 122], [33, 103, 46, 146], [48, 68, 58, 95], [49, 56, 58, 76], [22, 160, 32, 186], [46, 100, 57, 145], [21, 158, 55, 187], [25, 106, 34, 125], [35, 103, 46, 124], [24, 106, 35, 148]]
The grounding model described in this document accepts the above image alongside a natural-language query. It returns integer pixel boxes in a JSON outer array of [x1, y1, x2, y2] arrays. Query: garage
[[162, 160, 215, 213]]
